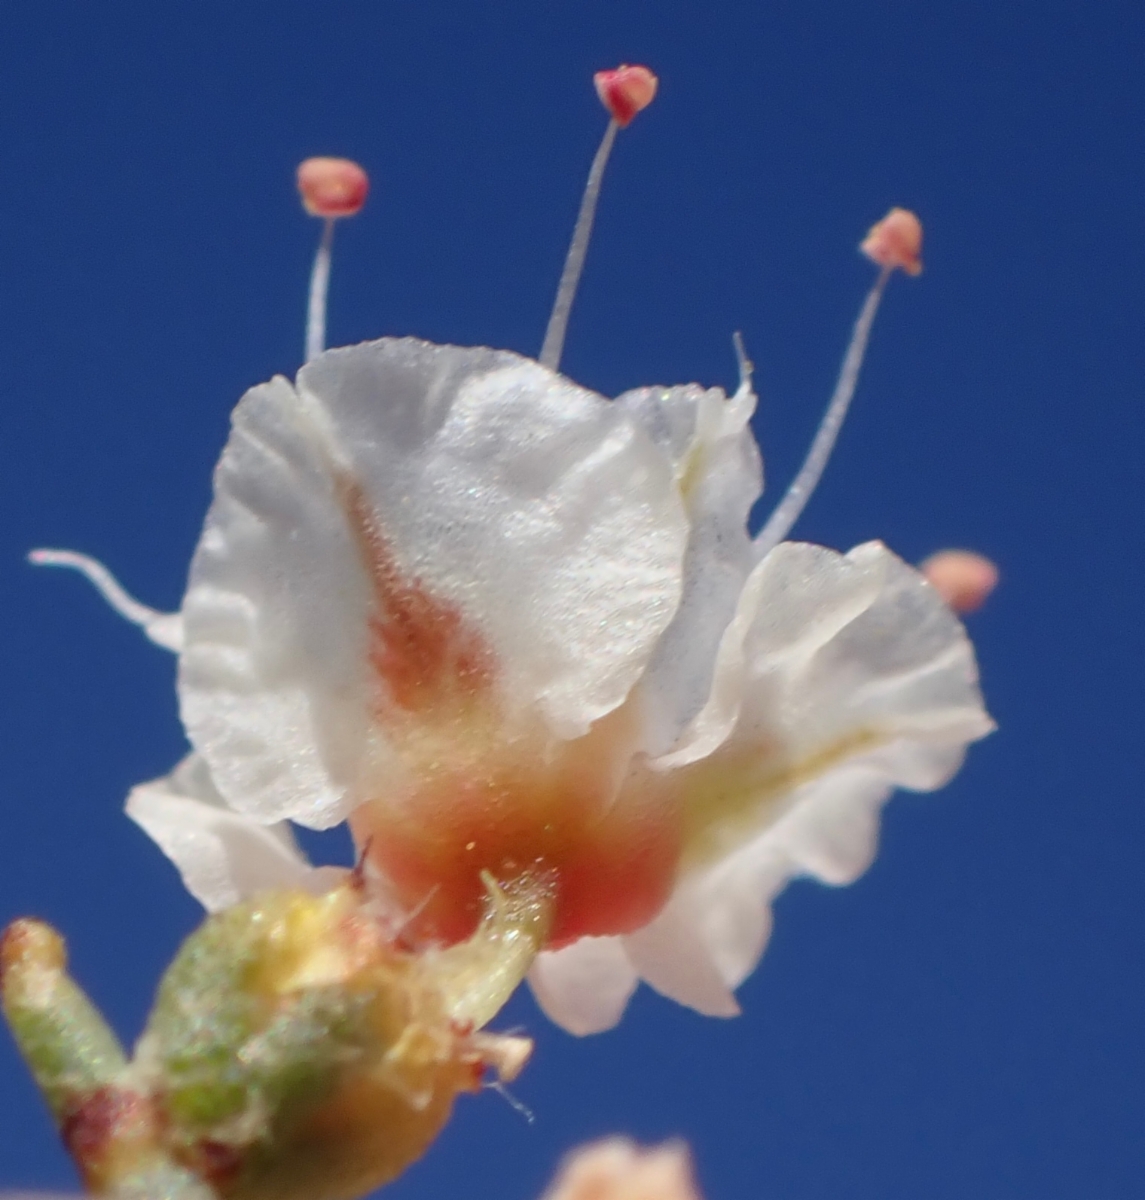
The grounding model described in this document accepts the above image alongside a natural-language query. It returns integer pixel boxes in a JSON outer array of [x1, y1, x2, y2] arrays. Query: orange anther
[[296, 157, 369, 219], [860, 207, 923, 276], [593, 65, 658, 127], [920, 550, 999, 614]]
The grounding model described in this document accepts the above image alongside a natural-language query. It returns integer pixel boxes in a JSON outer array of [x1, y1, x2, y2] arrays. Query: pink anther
[[920, 550, 999, 614], [593, 65, 658, 127], [296, 157, 369, 219], [860, 207, 923, 276]]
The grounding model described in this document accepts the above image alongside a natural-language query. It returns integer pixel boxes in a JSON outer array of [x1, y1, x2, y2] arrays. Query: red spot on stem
[[62, 1087, 155, 1183]]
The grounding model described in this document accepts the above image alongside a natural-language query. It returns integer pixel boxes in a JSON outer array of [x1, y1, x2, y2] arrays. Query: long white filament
[[539, 119, 619, 372], [28, 549, 183, 651], [305, 217, 336, 363], [753, 267, 892, 557], [732, 330, 753, 391]]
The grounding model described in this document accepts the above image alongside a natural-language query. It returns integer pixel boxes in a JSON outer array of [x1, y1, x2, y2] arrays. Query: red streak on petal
[[339, 476, 496, 719]]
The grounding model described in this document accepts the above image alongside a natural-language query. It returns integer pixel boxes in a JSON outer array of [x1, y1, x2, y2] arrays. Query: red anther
[[297, 157, 369, 218], [593, 65, 658, 127], [860, 207, 924, 276], [921, 550, 999, 614]]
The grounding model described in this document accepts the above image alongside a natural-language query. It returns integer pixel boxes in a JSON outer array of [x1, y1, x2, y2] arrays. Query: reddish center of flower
[[349, 718, 680, 949], [340, 478, 680, 948]]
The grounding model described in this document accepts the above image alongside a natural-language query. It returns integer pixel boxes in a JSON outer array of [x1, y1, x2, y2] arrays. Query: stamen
[[593, 64, 659, 128], [539, 66, 658, 373], [296, 157, 369, 363], [732, 331, 753, 392], [920, 550, 999, 613], [28, 549, 183, 651], [860, 207, 923, 276], [754, 208, 925, 557], [486, 1079, 536, 1124], [306, 217, 336, 363]]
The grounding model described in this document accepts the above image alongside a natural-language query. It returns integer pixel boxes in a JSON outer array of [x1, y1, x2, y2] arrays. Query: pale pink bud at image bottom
[[540, 1139, 703, 1200], [861, 206, 924, 275], [297, 156, 369, 218], [921, 550, 999, 613], [594, 65, 658, 126]]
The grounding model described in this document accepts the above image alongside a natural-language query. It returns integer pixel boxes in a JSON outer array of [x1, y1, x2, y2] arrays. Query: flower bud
[[144, 883, 535, 1200], [3, 880, 542, 1200]]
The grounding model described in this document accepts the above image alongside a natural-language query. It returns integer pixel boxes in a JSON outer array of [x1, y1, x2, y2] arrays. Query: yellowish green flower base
[[2, 877, 548, 1200]]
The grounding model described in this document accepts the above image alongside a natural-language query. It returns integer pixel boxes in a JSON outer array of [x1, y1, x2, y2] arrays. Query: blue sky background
[[0, 2, 1141, 1197]]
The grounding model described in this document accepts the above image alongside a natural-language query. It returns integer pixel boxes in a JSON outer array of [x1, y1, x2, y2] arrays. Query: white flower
[[91, 332, 990, 1036], [32, 96, 992, 1033]]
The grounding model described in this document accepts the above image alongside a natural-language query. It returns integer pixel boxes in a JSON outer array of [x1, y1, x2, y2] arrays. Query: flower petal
[[659, 540, 992, 868], [126, 754, 342, 912], [479, 540, 988, 1029], [668, 740, 969, 992], [621, 894, 741, 1018], [678, 765, 896, 991], [770, 742, 969, 885], [582, 540, 992, 1011], [616, 378, 762, 756], [179, 339, 687, 827], [529, 936, 639, 1036], [670, 836, 787, 991], [529, 746, 949, 1025]]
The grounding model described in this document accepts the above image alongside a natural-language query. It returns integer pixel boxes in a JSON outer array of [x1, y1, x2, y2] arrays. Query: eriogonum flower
[[34, 69, 993, 1037]]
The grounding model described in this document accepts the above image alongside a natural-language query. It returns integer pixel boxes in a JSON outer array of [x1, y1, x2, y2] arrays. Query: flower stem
[[3, 880, 544, 1200], [1, 919, 215, 1199]]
